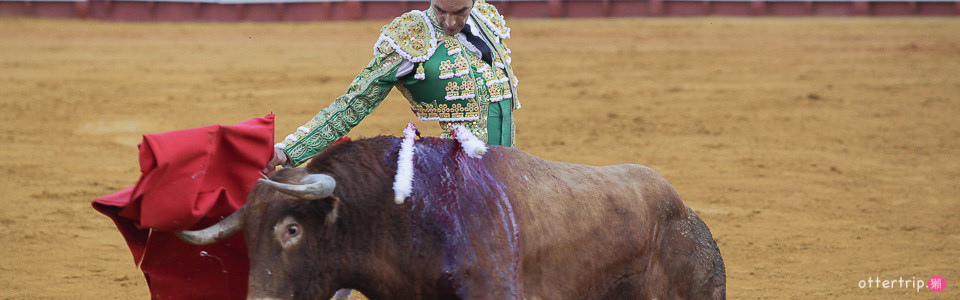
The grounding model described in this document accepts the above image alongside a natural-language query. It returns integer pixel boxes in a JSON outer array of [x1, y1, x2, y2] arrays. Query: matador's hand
[[263, 147, 291, 174]]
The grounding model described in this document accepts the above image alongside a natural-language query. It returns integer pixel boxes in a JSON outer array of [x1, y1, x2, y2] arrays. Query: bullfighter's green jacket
[[276, 0, 520, 166]]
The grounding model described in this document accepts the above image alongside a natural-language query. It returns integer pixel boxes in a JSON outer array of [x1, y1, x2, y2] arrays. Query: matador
[[269, 0, 519, 168]]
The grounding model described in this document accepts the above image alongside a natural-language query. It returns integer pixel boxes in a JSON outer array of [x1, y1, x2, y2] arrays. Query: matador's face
[[431, 0, 474, 36]]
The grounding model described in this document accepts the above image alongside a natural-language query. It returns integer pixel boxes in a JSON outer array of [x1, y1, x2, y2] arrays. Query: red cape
[[93, 114, 274, 299]]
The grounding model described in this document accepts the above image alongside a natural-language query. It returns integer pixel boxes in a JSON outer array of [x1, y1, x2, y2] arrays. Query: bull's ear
[[324, 196, 340, 225]]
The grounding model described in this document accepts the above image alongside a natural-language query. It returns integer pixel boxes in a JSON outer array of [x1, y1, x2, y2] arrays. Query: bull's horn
[[258, 173, 336, 200], [176, 206, 245, 245]]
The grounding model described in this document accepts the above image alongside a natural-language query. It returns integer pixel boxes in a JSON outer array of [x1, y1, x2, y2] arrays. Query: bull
[[177, 136, 726, 299]]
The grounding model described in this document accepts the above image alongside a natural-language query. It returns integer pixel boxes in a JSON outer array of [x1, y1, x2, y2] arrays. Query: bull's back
[[485, 147, 725, 299]]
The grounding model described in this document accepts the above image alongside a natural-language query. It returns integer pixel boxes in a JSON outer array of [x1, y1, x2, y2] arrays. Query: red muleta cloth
[[93, 114, 275, 299]]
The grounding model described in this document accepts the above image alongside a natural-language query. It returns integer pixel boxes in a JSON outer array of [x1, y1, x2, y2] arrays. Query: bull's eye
[[275, 216, 302, 248], [287, 224, 299, 236]]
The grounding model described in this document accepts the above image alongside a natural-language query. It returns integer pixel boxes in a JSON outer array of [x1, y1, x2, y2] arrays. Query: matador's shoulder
[[471, 0, 511, 39], [374, 10, 439, 63]]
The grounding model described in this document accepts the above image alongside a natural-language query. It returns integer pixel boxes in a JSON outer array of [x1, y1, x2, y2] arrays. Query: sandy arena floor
[[0, 16, 958, 299]]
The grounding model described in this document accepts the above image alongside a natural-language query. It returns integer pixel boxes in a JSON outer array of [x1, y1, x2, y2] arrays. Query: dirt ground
[[1, 16, 958, 299]]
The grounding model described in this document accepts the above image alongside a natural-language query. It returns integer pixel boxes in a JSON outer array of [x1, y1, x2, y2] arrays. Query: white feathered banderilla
[[392, 123, 488, 205]]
